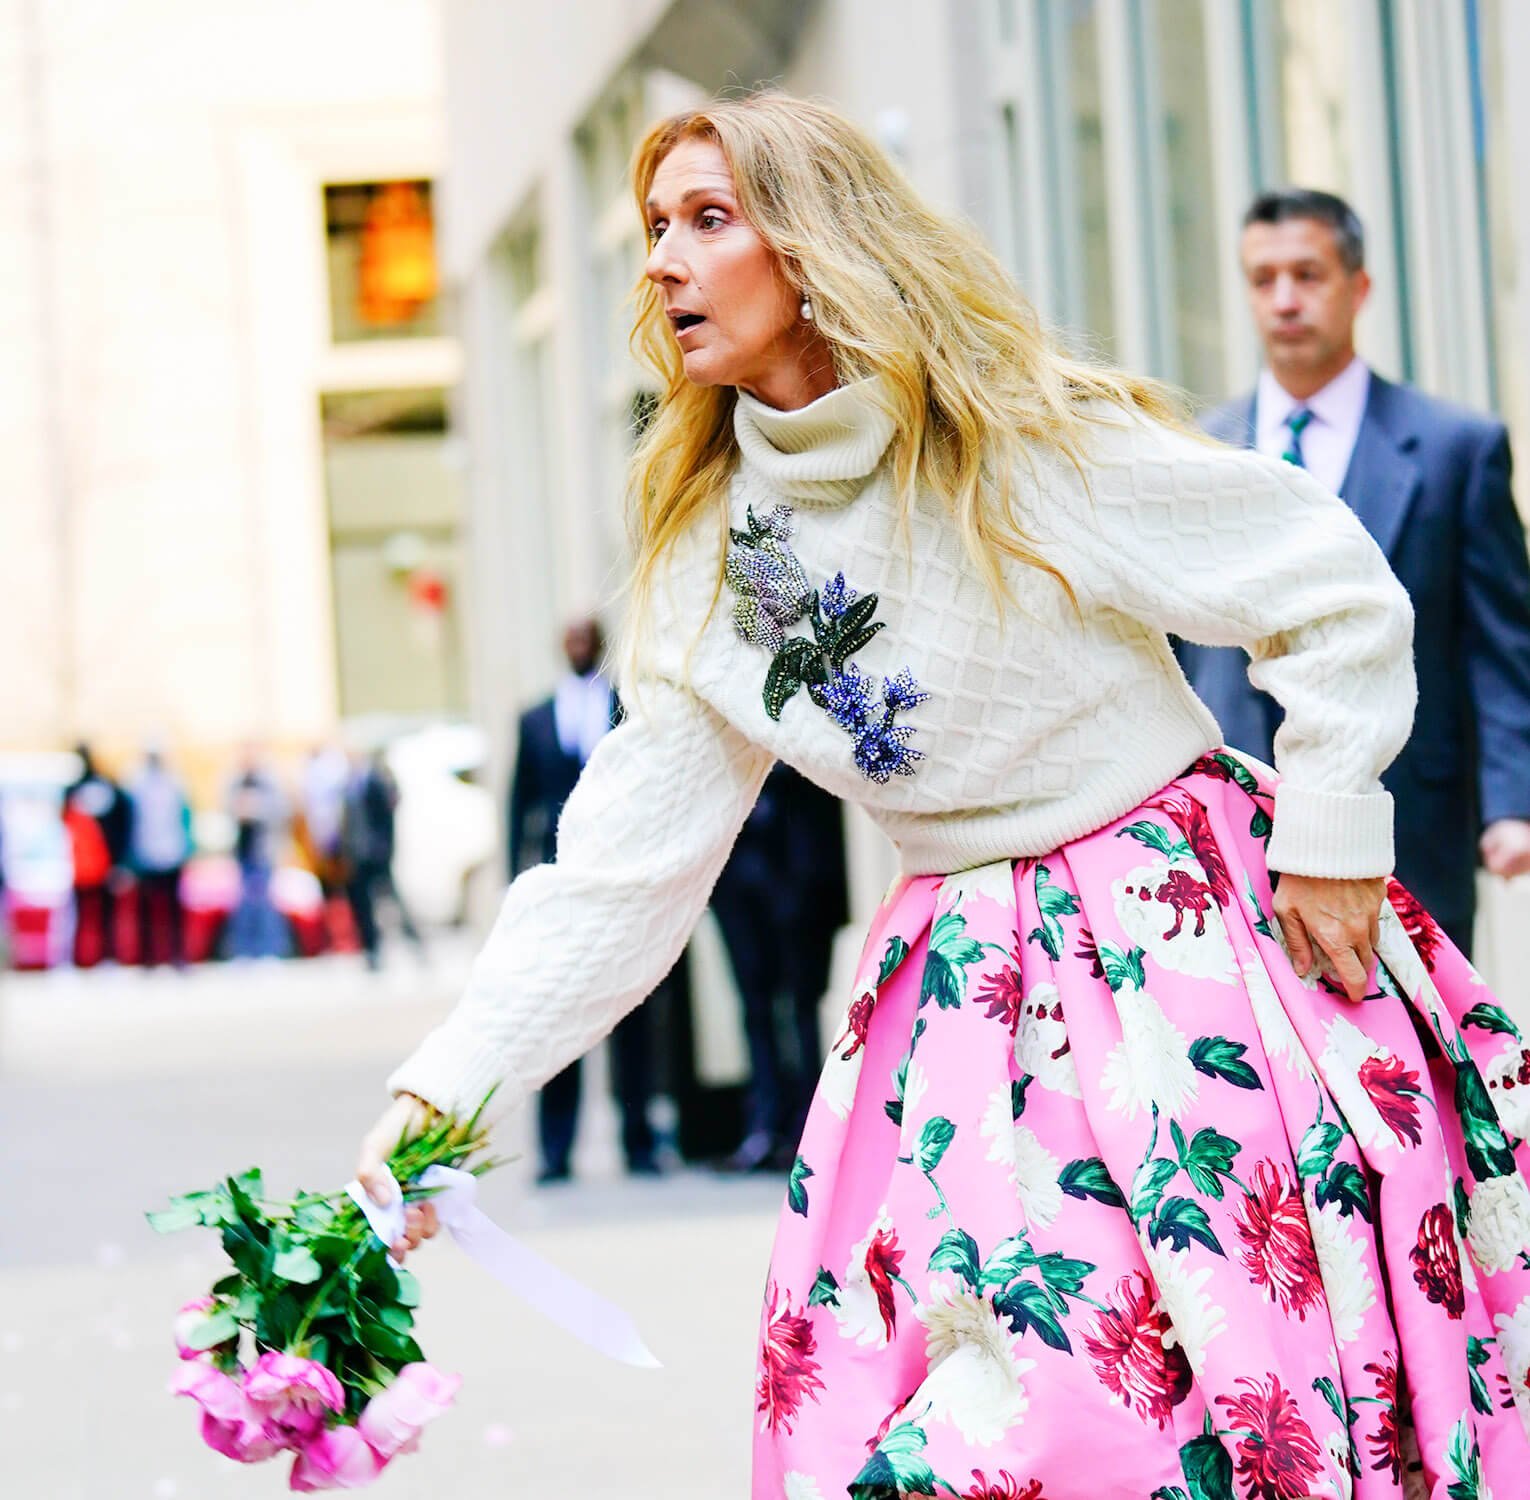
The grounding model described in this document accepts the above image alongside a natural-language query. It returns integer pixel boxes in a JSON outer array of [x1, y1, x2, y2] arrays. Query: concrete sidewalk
[[0, 952, 782, 1498]]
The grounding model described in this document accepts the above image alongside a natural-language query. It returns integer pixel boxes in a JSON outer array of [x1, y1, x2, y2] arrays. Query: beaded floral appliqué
[[725, 504, 928, 783]]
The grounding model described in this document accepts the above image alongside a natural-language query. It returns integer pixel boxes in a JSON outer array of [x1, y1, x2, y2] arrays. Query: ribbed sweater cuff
[[1266, 784, 1395, 879], [386, 1025, 528, 1123]]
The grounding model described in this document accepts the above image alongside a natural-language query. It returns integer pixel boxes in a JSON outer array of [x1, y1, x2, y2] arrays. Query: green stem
[[292, 1242, 367, 1349], [891, 1273, 921, 1304], [927, 1173, 955, 1229]]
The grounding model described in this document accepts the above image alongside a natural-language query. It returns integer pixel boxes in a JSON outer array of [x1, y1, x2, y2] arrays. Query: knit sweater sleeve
[[1056, 413, 1416, 879], [387, 662, 773, 1122]]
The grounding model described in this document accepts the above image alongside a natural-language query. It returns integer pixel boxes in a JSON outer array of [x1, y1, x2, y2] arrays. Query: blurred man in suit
[[509, 618, 658, 1181], [1178, 188, 1530, 953]]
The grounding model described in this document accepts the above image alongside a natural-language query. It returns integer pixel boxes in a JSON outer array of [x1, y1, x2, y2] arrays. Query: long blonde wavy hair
[[625, 90, 1185, 656]]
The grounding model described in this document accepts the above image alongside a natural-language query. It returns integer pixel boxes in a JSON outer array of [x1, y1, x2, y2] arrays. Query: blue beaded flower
[[724, 506, 927, 783]]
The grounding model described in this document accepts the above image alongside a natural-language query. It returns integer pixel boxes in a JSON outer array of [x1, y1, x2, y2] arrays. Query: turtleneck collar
[[732, 375, 898, 506]]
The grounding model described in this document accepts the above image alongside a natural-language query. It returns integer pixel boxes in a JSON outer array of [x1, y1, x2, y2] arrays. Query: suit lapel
[[1338, 376, 1422, 560]]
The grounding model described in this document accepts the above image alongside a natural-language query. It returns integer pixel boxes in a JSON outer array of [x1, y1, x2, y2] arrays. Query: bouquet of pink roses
[[149, 1098, 502, 1491]]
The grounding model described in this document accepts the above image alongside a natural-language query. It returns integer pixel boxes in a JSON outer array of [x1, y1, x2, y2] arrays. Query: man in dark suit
[[1178, 188, 1530, 953], [509, 618, 658, 1181]]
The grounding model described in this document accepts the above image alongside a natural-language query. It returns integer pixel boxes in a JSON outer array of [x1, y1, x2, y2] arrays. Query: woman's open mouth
[[670, 311, 707, 343]]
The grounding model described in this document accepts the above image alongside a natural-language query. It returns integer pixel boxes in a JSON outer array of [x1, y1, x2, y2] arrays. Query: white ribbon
[[344, 1166, 661, 1369]]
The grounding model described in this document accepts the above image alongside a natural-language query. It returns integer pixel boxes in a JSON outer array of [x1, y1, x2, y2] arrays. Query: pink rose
[[357, 1363, 462, 1459], [289, 1425, 387, 1491], [244, 1351, 346, 1445], [168, 1361, 284, 1463]]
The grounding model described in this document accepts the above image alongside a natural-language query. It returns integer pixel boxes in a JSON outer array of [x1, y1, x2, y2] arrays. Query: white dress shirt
[[553, 670, 614, 765], [1255, 357, 1372, 498]]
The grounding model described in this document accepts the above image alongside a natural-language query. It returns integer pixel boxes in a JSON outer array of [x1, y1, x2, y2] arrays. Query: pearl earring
[[800, 292, 814, 322]]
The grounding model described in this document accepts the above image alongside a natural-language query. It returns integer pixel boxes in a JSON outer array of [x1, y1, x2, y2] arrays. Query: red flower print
[[1082, 1272, 1191, 1428], [1234, 1160, 1323, 1319], [835, 990, 876, 1060], [963, 1473, 1045, 1500], [1356, 1053, 1424, 1147], [975, 962, 1024, 1034], [1155, 868, 1217, 938], [756, 1283, 824, 1435], [1363, 1351, 1402, 1483], [1188, 754, 1234, 782], [1074, 928, 1107, 981], [1386, 878, 1443, 971], [1215, 1373, 1326, 1500], [864, 1227, 905, 1343], [1409, 1203, 1465, 1318], [1149, 791, 1235, 909]]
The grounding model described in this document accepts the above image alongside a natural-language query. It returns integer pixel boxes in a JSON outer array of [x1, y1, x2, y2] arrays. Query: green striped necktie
[[1281, 408, 1314, 467]]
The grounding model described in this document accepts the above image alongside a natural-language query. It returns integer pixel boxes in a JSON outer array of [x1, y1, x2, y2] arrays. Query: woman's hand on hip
[[1272, 872, 1387, 1003]]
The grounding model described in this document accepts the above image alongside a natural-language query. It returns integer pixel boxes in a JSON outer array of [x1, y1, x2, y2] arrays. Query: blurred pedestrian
[[508, 618, 658, 1181], [1177, 188, 1530, 953], [225, 744, 289, 960], [341, 748, 423, 971], [62, 784, 112, 967], [65, 743, 133, 961], [296, 743, 353, 949], [711, 764, 846, 1172], [126, 744, 191, 967]]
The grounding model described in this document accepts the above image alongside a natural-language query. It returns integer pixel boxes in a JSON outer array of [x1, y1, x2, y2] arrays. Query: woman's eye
[[647, 222, 666, 245], [697, 211, 725, 231]]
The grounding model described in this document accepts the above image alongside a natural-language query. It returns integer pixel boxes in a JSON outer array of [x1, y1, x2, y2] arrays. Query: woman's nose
[[645, 235, 686, 287]]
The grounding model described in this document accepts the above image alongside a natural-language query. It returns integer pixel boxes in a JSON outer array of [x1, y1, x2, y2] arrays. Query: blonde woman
[[360, 93, 1530, 1498]]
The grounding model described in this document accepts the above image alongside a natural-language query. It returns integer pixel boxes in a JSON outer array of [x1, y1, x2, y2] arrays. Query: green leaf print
[[1314, 1161, 1372, 1222], [1151, 1490, 1192, 1500], [1445, 1414, 1486, 1500], [807, 1267, 841, 1308], [1189, 1036, 1263, 1091], [1011, 1076, 1031, 1120], [1130, 1157, 1180, 1222], [914, 1116, 956, 1175], [1461, 1002, 1522, 1039], [885, 1048, 910, 1127], [1297, 1121, 1344, 1181], [1026, 863, 1081, 962], [1098, 941, 1148, 994], [1149, 1197, 1225, 1257], [787, 1156, 814, 1217], [978, 1234, 1035, 1291], [1248, 806, 1273, 842], [1033, 1252, 1095, 1297], [927, 1229, 981, 1290], [850, 1419, 939, 1499], [1454, 1176, 1473, 1239], [1243, 874, 1276, 941], [919, 911, 990, 1011], [879, 935, 912, 987], [1467, 1336, 1495, 1416], [1178, 1429, 1236, 1500], [1058, 1157, 1127, 1208], [1118, 820, 1194, 862], [1312, 1376, 1361, 1473], [1457, 1064, 1517, 1180], [1172, 1123, 1242, 1201], [993, 1279, 1071, 1352]]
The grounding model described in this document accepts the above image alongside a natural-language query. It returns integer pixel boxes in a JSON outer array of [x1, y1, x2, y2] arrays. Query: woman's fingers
[[356, 1095, 433, 1207], [1275, 901, 1316, 979]]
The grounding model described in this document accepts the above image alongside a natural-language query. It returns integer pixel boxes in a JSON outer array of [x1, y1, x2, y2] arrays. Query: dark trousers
[[74, 885, 110, 967], [137, 867, 185, 967], [346, 860, 422, 966], [537, 1001, 657, 1176], [711, 882, 836, 1147]]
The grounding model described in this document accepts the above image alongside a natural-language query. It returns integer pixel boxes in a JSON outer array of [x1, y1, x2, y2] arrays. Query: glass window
[[323, 181, 442, 344], [320, 388, 466, 716], [1274, 0, 1353, 194], [1148, 0, 1224, 398]]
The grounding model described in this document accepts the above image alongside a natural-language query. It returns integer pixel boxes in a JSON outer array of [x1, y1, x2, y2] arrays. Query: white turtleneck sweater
[[390, 378, 1415, 1120]]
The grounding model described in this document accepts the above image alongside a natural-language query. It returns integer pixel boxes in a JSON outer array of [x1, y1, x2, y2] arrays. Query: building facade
[[0, 0, 461, 796], [443, 0, 1530, 983]]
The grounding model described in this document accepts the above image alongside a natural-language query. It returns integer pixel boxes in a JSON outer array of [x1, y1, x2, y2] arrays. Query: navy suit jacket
[[1177, 374, 1530, 936], [507, 689, 619, 876]]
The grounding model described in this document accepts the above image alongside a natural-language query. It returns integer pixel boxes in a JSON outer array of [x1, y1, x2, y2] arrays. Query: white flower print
[[1112, 861, 1237, 983], [1307, 1196, 1376, 1347], [1316, 1015, 1401, 1154], [818, 980, 876, 1122], [1326, 1430, 1355, 1500], [903, 1060, 930, 1125], [829, 1206, 898, 1349], [979, 1089, 1063, 1229], [784, 1474, 826, 1500], [1483, 1040, 1530, 1141], [941, 860, 1017, 913], [1140, 1238, 1227, 1378], [1242, 957, 1313, 1079], [1492, 1294, 1530, 1438], [1013, 981, 1082, 1098], [915, 1281, 1037, 1447], [1099, 981, 1200, 1120], [1466, 1173, 1530, 1275]]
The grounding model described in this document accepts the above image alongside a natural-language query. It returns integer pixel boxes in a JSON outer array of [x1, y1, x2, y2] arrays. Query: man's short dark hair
[[1243, 188, 1366, 272]]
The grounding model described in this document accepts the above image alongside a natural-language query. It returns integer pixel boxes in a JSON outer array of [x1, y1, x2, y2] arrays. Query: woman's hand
[[1272, 873, 1387, 1002], [356, 1093, 443, 1261]]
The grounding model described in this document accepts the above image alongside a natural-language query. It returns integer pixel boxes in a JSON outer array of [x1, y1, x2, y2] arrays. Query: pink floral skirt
[[754, 753, 1530, 1500]]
